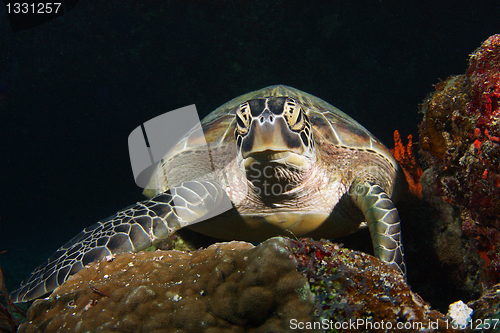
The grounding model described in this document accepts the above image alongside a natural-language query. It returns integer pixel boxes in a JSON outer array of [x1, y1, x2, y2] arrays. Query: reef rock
[[468, 283, 500, 331], [19, 237, 450, 333], [290, 239, 450, 333], [419, 34, 500, 298]]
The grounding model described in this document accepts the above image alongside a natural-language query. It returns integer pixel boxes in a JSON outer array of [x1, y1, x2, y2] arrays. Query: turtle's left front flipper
[[350, 182, 406, 277], [9, 180, 228, 303]]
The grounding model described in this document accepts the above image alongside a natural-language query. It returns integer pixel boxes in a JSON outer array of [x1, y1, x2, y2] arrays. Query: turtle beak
[[241, 111, 303, 160]]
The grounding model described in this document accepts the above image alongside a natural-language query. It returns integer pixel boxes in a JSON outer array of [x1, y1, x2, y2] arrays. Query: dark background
[[1, 0, 499, 308]]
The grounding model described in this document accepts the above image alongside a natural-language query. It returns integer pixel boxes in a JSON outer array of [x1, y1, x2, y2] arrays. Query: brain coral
[[18, 238, 315, 333], [18, 237, 451, 333]]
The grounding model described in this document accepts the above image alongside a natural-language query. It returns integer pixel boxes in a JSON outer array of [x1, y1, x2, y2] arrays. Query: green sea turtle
[[11, 85, 407, 303]]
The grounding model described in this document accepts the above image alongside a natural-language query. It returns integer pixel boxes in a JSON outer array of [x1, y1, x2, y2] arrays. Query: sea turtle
[[10, 85, 407, 303]]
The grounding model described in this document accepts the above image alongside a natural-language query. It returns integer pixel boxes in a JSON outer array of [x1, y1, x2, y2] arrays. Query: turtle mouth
[[243, 149, 310, 170], [246, 150, 291, 162]]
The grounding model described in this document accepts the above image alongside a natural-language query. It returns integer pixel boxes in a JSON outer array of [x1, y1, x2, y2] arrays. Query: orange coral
[[391, 130, 423, 198]]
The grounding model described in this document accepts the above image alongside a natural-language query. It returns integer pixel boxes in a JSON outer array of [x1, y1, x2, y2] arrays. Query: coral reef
[[467, 35, 500, 130], [1, 259, 26, 333], [418, 34, 500, 296], [290, 239, 451, 333], [468, 283, 500, 331], [418, 169, 484, 300], [19, 237, 454, 333]]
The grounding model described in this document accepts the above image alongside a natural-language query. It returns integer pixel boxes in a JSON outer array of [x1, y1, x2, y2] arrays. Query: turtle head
[[235, 97, 316, 179]]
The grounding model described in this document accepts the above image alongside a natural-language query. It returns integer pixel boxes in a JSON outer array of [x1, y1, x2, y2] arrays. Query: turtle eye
[[283, 98, 305, 131], [235, 102, 251, 135]]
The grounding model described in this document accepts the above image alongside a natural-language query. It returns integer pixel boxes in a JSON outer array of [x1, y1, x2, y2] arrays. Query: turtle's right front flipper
[[10, 180, 227, 303], [350, 181, 406, 278]]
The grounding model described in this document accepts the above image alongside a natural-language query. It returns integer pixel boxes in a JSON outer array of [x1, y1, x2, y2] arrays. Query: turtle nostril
[[259, 111, 274, 124]]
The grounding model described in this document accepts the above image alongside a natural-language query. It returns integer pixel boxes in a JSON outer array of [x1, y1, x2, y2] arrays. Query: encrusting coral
[[467, 283, 500, 329], [19, 237, 453, 333], [418, 34, 500, 296], [290, 239, 451, 333]]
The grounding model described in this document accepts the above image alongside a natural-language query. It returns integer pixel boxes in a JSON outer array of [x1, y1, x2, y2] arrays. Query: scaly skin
[[351, 181, 406, 276]]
